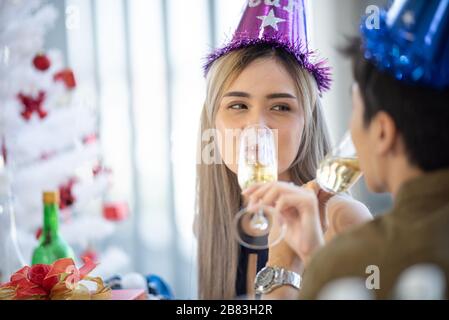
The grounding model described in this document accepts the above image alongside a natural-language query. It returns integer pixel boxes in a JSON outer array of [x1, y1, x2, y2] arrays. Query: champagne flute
[[233, 124, 286, 250], [316, 132, 362, 194]]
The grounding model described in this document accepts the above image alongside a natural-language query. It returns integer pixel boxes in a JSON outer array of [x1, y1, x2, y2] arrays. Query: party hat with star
[[361, 0, 449, 89], [204, 0, 332, 93]]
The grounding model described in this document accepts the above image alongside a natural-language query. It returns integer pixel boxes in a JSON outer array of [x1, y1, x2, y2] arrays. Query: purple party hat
[[204, 0, 332, 93]]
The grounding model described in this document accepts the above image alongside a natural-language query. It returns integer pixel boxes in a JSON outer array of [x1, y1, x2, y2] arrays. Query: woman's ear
[[370, 111, 397, 157]]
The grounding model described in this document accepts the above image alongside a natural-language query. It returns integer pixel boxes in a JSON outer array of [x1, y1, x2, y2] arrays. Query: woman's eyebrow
[[223, 92, 296, 99], [223, 91, 251, 98], [266, 93, 296, 99]]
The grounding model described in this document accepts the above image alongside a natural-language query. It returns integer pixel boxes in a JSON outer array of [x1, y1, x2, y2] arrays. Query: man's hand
[[243, 181, 326, 267]]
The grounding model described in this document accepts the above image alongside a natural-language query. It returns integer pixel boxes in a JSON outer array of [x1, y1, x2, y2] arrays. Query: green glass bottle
[[32, 191, 75, 265]]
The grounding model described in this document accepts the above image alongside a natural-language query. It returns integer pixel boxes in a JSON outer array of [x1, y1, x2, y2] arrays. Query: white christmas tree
[[0, 0, 130, 277]]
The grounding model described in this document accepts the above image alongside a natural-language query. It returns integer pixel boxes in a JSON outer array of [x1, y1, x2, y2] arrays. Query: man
[[298, 39, 449, 299]]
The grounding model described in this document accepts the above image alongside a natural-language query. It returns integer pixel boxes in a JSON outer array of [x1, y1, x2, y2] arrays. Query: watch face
[[257, 267, 275, 289]]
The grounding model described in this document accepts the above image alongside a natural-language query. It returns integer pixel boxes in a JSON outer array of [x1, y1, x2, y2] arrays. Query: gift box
[[0, 258, 111, 300], [111, 289, 147, 300]]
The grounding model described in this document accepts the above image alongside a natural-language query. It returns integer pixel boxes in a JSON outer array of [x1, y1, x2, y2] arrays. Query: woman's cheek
[[277, 133, 297, 173]]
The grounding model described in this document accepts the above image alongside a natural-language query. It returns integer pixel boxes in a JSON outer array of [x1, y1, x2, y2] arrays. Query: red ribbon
[[54, 69, 76, 89], [0, 257, 98, 300], [59, 178, 77, 210], [17, 91, 48, 121]]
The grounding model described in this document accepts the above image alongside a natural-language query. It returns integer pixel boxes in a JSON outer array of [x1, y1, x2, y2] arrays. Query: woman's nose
[[245, 107, 268, 128]]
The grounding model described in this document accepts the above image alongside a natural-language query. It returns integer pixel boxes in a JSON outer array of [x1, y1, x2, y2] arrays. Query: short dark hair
[[343, 37, 449, 172]]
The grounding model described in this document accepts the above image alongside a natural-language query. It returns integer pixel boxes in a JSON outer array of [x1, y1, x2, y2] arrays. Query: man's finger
[[241, 182, 264, 195], [247, 182, 275, 208]]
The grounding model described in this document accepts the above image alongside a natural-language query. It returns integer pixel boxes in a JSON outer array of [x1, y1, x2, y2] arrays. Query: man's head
[[345, 38, 449, 193]]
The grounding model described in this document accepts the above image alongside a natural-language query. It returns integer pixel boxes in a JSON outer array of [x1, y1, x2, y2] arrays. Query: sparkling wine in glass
[[316, 132, 362, 194]]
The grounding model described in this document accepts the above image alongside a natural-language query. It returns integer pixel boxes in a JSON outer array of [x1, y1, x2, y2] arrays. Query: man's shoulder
[[319, 214, 387, 261], [299, 215, 388, 299]]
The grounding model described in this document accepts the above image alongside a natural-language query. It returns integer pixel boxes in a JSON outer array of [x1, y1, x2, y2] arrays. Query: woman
[[196, 1, 372, 299]]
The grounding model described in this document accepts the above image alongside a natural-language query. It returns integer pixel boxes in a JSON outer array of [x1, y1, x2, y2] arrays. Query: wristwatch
[[254, 266, 301, 298]]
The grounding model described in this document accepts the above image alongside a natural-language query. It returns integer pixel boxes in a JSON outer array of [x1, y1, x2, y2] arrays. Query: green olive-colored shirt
[[299, 168, 449, 299]]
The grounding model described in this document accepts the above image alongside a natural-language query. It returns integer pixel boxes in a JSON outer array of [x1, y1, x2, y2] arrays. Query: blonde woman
[[196, 1, 372, 299]]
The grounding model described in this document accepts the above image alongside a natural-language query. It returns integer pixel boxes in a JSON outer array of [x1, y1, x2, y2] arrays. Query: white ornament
[[122, 272, 149, 293], [394, 264, 446, 300], [318, 277, 374, 300]]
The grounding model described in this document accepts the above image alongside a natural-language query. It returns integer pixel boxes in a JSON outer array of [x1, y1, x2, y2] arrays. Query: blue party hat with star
[[361, 0, 449, 89]]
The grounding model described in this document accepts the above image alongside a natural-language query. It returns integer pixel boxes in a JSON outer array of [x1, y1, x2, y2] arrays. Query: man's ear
[[370, 111, 397, 156]]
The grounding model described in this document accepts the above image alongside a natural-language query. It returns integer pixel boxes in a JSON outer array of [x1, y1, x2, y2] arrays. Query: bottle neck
[[43, 203, 59, 237]]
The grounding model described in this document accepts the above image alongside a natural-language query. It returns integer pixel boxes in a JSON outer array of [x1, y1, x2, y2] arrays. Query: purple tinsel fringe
[[204, 34, 332, 93]]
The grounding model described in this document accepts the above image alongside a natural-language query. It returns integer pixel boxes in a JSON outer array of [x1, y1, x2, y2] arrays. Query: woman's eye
[[228, 104, 248, 110], [271, 105, 290, 112]]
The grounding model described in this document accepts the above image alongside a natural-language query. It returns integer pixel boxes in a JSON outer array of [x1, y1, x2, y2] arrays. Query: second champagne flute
[[316, 132, 362, 194]]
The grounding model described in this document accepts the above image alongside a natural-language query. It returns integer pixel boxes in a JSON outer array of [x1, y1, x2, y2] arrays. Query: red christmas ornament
[[81, 248, 98, 263], [40, 151, 53, 161], [92, 161, 112, 177], [17, 91, 48, 121], [54, 69, 76, 89], [103, 202, 129, 221], [83, 133, 97, 145], [33, 53, 51, 71], [58, 178, 77, 210], [92, 164, 102, 177], [35, 227, 42, 240]]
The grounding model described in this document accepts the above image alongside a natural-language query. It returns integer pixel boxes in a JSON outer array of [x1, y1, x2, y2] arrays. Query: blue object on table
[[105, 275, 122, 290], [146, 274, 174, 300]]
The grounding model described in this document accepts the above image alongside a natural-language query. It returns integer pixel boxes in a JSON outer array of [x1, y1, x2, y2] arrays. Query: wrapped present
[[0, 258, 111, 300], [111, 289, 147, 300]]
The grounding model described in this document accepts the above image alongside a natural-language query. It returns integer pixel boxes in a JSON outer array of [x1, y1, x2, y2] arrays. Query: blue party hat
[[361, 0, 449, 89]]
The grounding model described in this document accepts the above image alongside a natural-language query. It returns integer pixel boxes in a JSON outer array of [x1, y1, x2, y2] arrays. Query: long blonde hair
[[196, 44, 331, 299]]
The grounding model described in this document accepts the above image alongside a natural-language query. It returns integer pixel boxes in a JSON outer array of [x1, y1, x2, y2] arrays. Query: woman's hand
[[242, 181, 326, 266]]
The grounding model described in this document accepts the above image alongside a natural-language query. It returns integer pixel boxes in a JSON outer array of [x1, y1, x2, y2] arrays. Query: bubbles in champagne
[[316, 157, 362, 194], [238, 162, 277, 189]]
